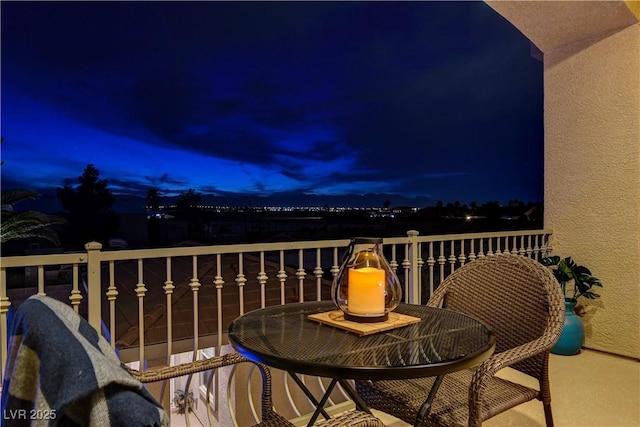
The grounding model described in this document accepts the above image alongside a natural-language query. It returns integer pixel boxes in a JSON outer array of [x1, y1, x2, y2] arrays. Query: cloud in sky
[[1, 1, 543, 206]]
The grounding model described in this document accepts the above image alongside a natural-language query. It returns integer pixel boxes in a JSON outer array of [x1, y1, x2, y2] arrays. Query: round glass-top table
[[229, 301, 495, 426], [228, 301, 495, 381]]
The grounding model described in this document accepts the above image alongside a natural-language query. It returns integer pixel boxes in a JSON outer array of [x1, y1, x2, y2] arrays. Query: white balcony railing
[[0, 228, 552, 424]]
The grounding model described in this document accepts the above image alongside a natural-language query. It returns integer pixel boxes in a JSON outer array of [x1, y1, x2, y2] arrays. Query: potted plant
[[540, 255, 603, 355], [173, 389, 194, 414]]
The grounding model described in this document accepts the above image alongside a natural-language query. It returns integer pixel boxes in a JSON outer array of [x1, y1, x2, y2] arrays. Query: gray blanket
[[1, 295, 168, 426]]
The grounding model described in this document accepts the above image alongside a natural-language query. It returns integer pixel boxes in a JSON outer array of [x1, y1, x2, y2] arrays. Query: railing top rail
[[383, 229, 552, 245], [1, 239, 353, 266], [86, 238, 354, 262], [0, 252, 89, 268]]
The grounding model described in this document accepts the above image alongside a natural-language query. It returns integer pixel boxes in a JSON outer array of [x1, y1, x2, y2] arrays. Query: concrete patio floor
[[170, 349, 639, 427]]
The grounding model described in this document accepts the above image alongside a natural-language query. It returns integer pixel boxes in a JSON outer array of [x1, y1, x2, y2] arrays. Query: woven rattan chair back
[[356, 253, 565, 427], [428, 253, 564, 378]]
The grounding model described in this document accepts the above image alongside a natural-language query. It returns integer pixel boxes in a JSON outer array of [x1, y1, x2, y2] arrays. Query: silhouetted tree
[[176, 188, 203, 240], [177, 189, 201, 211], [57, 164, 118, 247], [146, 187, 162, 246], [480, 201, 501, 223], [147, 188, 161, 211]]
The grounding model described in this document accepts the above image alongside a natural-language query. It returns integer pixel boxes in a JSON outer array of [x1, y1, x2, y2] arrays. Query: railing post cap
[[407, 230, 420, 237], [85, 241, 103, 250]]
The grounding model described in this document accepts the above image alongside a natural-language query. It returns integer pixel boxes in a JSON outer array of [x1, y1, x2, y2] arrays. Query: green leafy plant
[[1, 188, 65, 245], [1, 138, 65, 246], [540, 255, 602, 302]]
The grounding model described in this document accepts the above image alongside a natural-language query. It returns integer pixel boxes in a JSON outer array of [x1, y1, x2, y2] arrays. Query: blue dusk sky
[[1, 1, 543, 208]]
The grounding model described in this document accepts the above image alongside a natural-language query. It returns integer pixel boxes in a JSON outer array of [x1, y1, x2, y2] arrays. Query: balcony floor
[[170, 349, 638, 426], [375, 349, 640, 427]]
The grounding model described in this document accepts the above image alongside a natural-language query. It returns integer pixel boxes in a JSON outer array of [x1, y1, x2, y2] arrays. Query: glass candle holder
[[331, 237, 402, 322]]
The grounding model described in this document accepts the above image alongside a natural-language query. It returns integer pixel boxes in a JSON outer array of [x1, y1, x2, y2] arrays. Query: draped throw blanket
[[1, 295, 168, 426]]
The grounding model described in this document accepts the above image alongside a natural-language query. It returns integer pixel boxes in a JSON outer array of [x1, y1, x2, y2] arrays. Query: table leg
[[307, 378, 339, 426], [287, 372, 333, 423], [288, 375, 373, 426], [415, 374, 444, 427], [337, 379, 372, 413]]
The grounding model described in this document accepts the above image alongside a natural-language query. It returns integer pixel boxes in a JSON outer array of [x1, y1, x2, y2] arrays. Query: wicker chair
[[129, 352, 385, 427], [355, 254, 565, 427]]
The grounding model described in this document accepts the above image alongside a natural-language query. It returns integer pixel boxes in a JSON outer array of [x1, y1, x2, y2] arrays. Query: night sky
[[1, 1, 543, 209]]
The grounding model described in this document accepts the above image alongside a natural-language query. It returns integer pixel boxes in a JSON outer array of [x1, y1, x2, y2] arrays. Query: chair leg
[[543, 402, 554, 427]]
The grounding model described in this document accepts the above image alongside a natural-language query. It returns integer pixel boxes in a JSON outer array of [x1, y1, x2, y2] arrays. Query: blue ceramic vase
[[551, 300, 584, 355]]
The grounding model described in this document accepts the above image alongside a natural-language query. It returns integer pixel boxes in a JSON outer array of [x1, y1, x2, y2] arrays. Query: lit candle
[[347, 267, 386, 315]]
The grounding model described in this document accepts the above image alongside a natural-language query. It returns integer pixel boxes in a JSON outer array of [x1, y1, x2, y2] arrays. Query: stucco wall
[[488, 1, 640, 359], [545, 24, 640, 358]]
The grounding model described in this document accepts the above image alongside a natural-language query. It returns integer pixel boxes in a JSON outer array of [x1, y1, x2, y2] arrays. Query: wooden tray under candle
[[308, 310, 420, 336]]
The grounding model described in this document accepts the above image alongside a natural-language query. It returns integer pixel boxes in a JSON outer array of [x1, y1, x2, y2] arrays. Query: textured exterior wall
[[488, 1, 640, 359], [544, 24, 640, 358]]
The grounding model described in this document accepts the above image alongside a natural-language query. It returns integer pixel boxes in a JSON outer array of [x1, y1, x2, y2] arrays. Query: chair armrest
[[468, 335, 555, 409], [426, 286, 447, 308], [126, 352, 249, 382], [127, 352, 279, 423]]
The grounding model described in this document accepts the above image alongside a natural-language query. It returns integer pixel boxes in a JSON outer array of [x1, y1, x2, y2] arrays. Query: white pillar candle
[[347, 267, 385, 315]]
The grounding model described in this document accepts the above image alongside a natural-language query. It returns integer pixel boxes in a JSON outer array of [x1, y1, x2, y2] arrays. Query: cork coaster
[[308, 310, 421, 336]]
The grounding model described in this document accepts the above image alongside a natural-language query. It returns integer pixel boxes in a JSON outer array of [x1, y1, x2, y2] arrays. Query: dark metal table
[[228, 301, 495, 426]]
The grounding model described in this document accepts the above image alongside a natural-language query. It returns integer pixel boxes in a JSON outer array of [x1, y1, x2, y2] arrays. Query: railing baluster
[[278, 250, 287, 304], [37, 265, 44, 295], [106, 261, 118, 349], [390, 244, 399, 274], [331, 247, 340, 279], [438, 241, 446, 285], [258, 251, 268, 307], [191, 255, 201, 357], [468, 239, 477, 262], [544, 233, 553, 257], [296, 249, 306, 303], [0, 266, 9, 378], [215, 254, 225, 345], [458, 239, 467, 266], [402, 243, 411, 302], [512, 236, 519, 255], [417, 248, 424, 302], [526, 235, 534, 258], [235, 253, 245, 315], [535, 236, 545, 258], [314, 249, 323, 301], [135, 258, 147, 366], [164, 257, 174, 360], [448, 241, 456, 274], [427, 242, 435, 297]]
